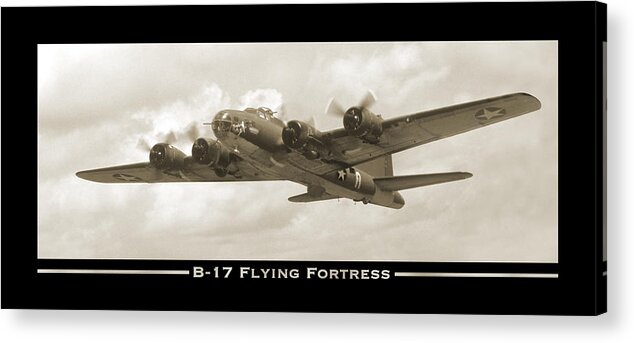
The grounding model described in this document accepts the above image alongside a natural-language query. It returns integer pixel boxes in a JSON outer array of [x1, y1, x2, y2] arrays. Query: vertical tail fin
[[355, 155, 394, 177]]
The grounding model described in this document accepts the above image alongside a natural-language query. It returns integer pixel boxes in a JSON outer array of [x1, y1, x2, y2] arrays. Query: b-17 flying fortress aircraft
[[77, 91, 541, 209]]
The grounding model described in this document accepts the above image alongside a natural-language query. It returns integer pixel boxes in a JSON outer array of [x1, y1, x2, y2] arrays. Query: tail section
[[374, 172, 472, 191], [289, 154, 470, 209]]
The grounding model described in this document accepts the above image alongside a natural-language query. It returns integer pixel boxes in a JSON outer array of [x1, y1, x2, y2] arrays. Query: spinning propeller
[[136, 122, 201, 152], [135, 122, 202, 178], [325, 89, 378, 117], [326, 90, 380, 134]]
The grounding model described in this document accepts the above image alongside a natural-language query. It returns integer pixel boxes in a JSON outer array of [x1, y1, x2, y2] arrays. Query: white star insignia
[[337, 170, 346, 181], [483, 108, 501, 119], [113, 173, 142, 182], [477, 108, 506, 120]]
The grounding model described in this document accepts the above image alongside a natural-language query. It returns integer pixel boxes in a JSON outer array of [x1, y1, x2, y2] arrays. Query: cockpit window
[[243, 107, 276, 120], [244, 108, 258, 114], [257, 107, 275, 120]]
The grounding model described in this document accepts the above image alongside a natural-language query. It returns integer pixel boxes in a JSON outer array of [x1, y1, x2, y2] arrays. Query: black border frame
[[1, 2, 606, 315]]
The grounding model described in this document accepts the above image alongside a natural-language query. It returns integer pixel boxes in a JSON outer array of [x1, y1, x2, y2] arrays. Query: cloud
[[239, 88, 284, 110], [131, 83, 232, 152], [237, 88, 289, 121], [320, 44, 450, 110]]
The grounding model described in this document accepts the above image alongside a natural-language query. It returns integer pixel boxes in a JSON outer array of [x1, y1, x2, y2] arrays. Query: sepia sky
[[38, 42, 558, 261]]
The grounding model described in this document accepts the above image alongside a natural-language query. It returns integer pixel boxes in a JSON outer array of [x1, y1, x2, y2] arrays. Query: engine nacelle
[[281, 120, 323, 160], [149, 143, 186, 170], [282, 120, 316, 149], [191, 138, 232, 177], [343, 106, 383, 142]]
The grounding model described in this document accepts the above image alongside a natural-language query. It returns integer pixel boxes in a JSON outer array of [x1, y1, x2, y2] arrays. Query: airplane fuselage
[[211, 109, 405, 208]]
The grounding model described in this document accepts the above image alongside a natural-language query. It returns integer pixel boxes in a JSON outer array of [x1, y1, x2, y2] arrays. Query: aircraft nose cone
[[215, 111, 232, 122], [212, 111, 233, 137]]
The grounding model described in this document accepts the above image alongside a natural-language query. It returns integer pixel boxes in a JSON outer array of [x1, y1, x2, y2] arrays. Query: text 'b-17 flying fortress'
[[77, 90, 541, 209]]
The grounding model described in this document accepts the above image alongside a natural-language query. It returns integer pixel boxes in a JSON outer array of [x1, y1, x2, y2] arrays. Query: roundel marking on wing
[[112, 173, 144, 182], [475, 107, 506, 121]]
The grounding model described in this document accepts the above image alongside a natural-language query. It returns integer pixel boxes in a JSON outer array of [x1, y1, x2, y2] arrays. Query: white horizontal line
[[37, 258, 559, 263], [37, 269, 189, 275], [395, 272, 558, 278]]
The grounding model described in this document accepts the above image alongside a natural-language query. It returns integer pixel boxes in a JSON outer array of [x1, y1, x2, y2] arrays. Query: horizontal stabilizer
[[374, 172, 472, 191], [288, 192, 339, 203]]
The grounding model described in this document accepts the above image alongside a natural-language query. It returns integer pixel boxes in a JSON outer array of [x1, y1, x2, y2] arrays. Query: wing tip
[[458, 172, 473, 179], [75, 170, 103, 183], [516, 92, 542, 111], [75, 170, 89, 180]]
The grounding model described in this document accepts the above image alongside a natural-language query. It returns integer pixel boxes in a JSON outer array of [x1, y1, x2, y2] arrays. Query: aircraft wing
[[317, 93, 541, 173], [76, 159, 281, 183]]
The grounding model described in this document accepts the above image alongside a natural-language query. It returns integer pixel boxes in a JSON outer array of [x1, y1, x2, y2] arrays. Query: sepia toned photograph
[[37, 41, 558, 262]]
